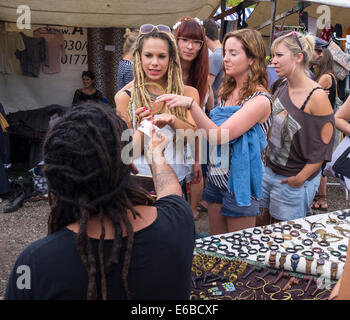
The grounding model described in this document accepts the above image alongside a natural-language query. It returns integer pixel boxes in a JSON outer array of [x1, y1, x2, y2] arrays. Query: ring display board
[[190, 209, 350, 300]]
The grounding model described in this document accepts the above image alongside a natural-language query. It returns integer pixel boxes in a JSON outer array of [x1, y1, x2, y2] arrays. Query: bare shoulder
[[115, 90, 131, 108], [245, 88, 271, 110], [309, 88, 333, 116], [115, 90, 132, 124], [319, 73, 332, 82], [244, 94, 271, 119], [318, 73, 332, 88], [236, 92, 271, 124], [184, 85, 200, 100]]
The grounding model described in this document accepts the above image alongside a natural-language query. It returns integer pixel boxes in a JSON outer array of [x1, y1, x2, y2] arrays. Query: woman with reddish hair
[[173, 17, 211, 110], [173, 17, 213, 220]]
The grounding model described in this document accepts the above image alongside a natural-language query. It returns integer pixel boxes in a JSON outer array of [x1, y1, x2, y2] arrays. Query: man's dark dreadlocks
[[42, 102, 154, 299]]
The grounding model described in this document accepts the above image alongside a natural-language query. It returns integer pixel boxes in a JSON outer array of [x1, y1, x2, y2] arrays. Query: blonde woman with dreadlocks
[[115, 24, 198, 187]]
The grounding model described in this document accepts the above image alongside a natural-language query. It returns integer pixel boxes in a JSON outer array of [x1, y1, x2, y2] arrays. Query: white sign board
[[0, 25, 88, 114]]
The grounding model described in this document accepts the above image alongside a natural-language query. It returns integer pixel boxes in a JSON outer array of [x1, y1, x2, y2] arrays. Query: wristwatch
[[316, 258, 325, 276], [269, 250, 277, 268], [305, 256, 314, 274], [331, 262, 338, 281], [291, 254, 300, 272], [279, 252, 287, 270]]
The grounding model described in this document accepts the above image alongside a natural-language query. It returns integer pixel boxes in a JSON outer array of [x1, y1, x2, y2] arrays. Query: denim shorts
[[202, 180, 260, 217], [260, 166, 321, 221]]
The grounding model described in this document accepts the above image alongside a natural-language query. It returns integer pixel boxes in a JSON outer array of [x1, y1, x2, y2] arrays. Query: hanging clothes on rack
[[321, 23, 334, 42], [15, 32, 47, 77], [0, 25, 25, 74], [33, 26, 65, 74]]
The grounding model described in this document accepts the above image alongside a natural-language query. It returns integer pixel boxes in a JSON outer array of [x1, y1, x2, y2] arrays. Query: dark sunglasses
[[140, 24, 171, 35], [284, 31, 303, 51]]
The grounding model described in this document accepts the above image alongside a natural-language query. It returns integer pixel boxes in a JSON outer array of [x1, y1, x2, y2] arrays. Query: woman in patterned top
[[117, 29, 138, 91], [155, 29, 272, 234]]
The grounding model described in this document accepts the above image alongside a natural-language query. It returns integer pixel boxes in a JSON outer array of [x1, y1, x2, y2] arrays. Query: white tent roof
[[247, 0, 350, 37], [301, 0, 350, 8], [0, 0, 220, 28]]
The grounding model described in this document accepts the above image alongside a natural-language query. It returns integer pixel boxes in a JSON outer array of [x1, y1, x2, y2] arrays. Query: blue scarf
[[209, 105, 267, 206]]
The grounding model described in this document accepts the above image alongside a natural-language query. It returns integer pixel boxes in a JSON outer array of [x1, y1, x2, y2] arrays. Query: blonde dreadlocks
[[127, 30, 191, 128]]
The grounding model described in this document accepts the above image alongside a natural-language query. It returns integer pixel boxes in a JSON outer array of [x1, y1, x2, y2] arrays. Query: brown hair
[[314, 48, 334, 82], [219, 29, 269, 104]]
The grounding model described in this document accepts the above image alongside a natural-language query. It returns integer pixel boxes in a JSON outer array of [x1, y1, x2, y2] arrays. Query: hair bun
[[123, 28, 132, 39]]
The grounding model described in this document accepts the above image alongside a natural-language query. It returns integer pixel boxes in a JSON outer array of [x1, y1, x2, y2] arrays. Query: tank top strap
[[242, 91, 273, 111], [300, 87, 323, 111], [125, 89, 131, 97]]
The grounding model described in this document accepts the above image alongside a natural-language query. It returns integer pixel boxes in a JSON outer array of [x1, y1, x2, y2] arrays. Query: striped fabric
[[206, 91, 272, 193], [214, 6, 254, 27]]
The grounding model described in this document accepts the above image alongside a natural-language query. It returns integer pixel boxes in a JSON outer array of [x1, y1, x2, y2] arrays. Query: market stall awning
[[298, 0, 350, 9], [0, 0, 220, 28], [246, 0, 350, 37]]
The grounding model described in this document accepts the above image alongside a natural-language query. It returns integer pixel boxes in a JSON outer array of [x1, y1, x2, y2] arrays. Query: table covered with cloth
[[190, 209, 350, 300]]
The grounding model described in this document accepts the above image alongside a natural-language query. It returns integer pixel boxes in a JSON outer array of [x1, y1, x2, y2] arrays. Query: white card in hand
[[138, 120, 159, 137]]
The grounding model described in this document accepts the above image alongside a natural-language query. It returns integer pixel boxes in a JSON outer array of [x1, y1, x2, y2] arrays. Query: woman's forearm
[[335, 118, 350, 136], [295, 162, 323, 184], [150, 153, 182, 198]]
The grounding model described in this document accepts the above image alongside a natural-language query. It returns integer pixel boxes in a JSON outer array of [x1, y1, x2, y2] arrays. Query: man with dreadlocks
[[5, 102, 195, 300], [115, 24, 199, 187]]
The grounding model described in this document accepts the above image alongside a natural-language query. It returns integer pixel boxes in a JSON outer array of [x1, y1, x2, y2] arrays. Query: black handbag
[[324, 136, 350, 190]]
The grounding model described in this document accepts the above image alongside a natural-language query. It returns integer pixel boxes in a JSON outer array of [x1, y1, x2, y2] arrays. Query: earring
[[248, 67, 253, 80]]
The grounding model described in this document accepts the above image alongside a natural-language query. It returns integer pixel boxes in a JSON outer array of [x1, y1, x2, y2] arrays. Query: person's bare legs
[[207, 202, 227, 235], [314, 176, 328, 210], [190, 179, 204, 220], [226, 216, 256, 233]]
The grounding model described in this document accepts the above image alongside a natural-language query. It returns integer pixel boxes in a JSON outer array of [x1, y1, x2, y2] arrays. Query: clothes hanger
[[35, 25, 60, 34]]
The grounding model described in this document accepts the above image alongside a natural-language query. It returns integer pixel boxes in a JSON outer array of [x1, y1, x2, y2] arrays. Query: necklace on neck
[[147, 89, 160, 102], [143, 82, 166, 114]]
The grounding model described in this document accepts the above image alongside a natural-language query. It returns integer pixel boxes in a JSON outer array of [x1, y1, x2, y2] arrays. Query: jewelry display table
[[190, 209, 350, 300]]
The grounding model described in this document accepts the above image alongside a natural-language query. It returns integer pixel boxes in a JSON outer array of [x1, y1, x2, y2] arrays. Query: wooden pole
[[269, 0, 277, 56], [220, 0, 226, 42]]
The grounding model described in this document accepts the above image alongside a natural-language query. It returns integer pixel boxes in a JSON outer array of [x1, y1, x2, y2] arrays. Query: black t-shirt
[[72, 89, 103, 106], [5, 195, 195, 300]]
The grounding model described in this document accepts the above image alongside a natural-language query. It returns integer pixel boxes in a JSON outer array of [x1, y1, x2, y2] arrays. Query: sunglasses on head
[[140, 24, 171, 35], [284, 31, 303, 51]]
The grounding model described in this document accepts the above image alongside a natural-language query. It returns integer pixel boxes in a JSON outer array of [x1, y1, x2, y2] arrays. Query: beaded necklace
[[144, 82, 166, 115]]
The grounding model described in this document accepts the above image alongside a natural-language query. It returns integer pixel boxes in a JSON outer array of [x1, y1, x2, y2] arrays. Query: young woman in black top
[[311, 48, 337, 211], [72, 71, 103, 106]]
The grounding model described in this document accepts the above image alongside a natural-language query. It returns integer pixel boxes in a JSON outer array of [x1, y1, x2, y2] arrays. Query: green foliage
[[226, 0, 245, 7], [226, 0, 256, 9]]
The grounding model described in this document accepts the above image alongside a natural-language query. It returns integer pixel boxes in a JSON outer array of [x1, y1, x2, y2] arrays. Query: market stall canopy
[[302, 0, 350, 8], [247, 0, 350, 37], [0, 0, 220, 28]]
